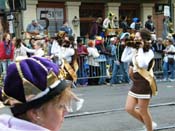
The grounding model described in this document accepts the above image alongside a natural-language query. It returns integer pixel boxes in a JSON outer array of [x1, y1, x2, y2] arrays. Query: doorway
[[79, 3, 104, 37]]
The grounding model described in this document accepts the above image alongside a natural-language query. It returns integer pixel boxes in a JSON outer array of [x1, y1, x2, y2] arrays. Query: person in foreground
[[121, 29, 158, 131], [0, 56, 75, 131]]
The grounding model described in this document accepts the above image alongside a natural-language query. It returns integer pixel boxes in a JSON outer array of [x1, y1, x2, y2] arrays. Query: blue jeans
[[119, 62, 130, 83], [98, 61, 107, 84], [1, 59, 13, 80], [110, 62, 121, 84], [77, 63, 88, 85], [163, 61, 175, 79]]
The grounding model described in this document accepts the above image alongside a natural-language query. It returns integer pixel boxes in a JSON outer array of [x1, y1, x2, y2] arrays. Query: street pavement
[[0, 80, 175, 131], [61, 80, 175, 131]]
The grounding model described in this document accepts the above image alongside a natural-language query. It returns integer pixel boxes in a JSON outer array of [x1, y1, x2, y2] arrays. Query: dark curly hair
[[139, 28, 151, 52]]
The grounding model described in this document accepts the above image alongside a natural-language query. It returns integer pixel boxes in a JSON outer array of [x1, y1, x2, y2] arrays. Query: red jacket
[[0, 41, 14, 60]]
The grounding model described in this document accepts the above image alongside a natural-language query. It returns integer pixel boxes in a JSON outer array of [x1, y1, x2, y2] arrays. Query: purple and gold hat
[[1, 56, 71, 116]]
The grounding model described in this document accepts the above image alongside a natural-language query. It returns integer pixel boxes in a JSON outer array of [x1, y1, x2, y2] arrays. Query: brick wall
[[154, 13, 164, 38]]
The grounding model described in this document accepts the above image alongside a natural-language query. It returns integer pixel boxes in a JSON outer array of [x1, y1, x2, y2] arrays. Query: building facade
[[0, 0, 175, 38]]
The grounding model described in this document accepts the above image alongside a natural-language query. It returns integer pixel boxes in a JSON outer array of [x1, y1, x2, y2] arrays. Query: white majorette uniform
[[121, 47, 155, 99]]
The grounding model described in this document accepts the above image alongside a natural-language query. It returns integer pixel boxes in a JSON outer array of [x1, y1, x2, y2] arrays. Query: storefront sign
[[37, 8, 63, 20], [37, 8, 64, 37]]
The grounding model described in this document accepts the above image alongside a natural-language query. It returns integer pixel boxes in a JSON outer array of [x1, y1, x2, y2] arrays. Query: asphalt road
[[0, 80, 174, 131], [61, 80, 175, 131]]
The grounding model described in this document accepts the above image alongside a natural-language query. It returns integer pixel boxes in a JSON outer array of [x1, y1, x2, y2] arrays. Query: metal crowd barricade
[[153, 53, 163, 76], [76, 55, 107, 84], [76, 53, 164, 85]]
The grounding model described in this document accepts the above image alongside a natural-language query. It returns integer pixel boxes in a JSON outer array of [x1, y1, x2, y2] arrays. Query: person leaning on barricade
[[0, 56, 77, 131], [76, 37, 89, 86], [162, 36, 175, 81], [87, 40, 100, 85]]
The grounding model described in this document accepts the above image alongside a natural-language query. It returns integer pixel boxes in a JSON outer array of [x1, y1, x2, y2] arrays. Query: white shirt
[[34, 48, 44, 57], [163, 44, 175, 62], [14, 44, 35, 60], [87, 46, 100, 66], [51, 40, 61, 55], [121, 47, 154, 71]]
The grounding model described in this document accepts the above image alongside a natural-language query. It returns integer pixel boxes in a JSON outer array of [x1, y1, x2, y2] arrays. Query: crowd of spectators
[[1, 14, 175, 87]]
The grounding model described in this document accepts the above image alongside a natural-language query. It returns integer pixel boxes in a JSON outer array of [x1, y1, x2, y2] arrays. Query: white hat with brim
[[120, 32, 130, 40]]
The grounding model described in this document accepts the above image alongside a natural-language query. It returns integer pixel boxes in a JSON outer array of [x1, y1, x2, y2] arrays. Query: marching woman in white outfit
[[51, 36, 84, 112], [121, 29, 157, 131]]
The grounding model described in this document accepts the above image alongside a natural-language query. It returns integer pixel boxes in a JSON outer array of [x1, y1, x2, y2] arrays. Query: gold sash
[[62, 59, 77, 82], [134, 59, 158, 96]]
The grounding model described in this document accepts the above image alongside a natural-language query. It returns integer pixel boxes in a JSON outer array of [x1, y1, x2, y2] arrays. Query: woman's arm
[[121, 46, 134, 62], [22, 44, 35, 53], [64, 48, 75, 58]]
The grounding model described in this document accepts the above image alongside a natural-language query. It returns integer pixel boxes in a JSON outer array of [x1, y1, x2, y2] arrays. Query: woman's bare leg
[[138, 99, 153, 131], [125, 95, 144, 123]]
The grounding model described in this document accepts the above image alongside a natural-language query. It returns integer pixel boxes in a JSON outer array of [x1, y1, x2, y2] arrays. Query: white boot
[[76, 98, 84, 111], [143, 121, 157, 131], [66, 106, 73, 113], [152, 121, 158, 129]]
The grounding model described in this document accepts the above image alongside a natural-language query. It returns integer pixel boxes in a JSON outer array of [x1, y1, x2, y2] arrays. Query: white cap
[[110, 37, 115, 41], [120, 32, 130, 40]]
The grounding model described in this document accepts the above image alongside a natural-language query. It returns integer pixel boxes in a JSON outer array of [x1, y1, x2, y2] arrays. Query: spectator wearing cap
[[135, 19, 142, 31], [130, 17, 138, 30], [162, 37, 175, 81], [59, 21, 73, 36], [130, 17, 142, 32], [26, 19, 44, 36], [118, 32, 131, 83], [106, 37, 118, 71], [95, 36, 111, 85], [0, 56, 76, 131], [109, 37, 122, 85]]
